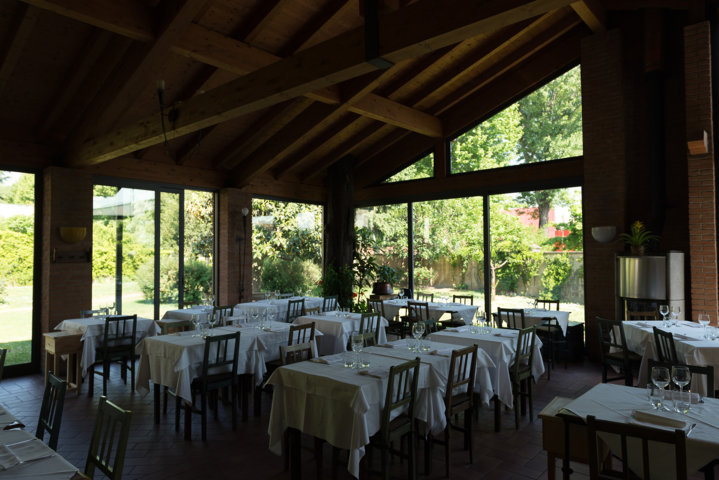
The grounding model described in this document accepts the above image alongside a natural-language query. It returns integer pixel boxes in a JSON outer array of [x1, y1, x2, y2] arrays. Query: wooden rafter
[[65, 0, 578, 167], [571, 0, 605, 32], [0, 3, 39, 97]]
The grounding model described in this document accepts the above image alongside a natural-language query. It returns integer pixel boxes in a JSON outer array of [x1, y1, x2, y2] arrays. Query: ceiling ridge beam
[[570, 0, 606, 32]]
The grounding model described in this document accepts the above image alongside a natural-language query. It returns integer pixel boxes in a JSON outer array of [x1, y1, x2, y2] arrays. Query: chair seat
[[95, 344, 132, 356], [510, 363, 532, 379], [448, 392, 472, 412], [190, 371, 236, 390], [606, 351, 642, 362]]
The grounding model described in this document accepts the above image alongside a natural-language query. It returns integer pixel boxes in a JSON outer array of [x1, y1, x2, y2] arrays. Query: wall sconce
[[59, 226, 87, 244], [591, 226, 616, 243]]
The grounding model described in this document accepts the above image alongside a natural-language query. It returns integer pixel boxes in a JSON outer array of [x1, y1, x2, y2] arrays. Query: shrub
[[262, 257, 321, 296], [540, 253, 573, 300], [184, 260, 212, 304], [0, 278, 6, 304], [136, 256, 212, 303], [0, 230, 33, 285]]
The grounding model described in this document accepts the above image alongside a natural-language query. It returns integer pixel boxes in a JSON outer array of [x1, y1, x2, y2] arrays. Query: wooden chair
[[359, 312, 381, 347], [535, 299, 559, 310], [511, 326, 536, 429], [286, 298, 305, 323], [85, 396, 132, 480], [653, 327, 680, 364], [497, 307, 525, 329], [586, 415, 687, 480], [416, 292, 434, 302], [0, 348, 5, 381], [157, 319, 194, 335], [80, 308, 109, 318], [177, 331, 240, 441], [304, 306, 320, 315], [36, 372, 67, 451], [628, 310, 659, 320], [407, 301, 438, 333], [212, 305, 234, 326], [322, 295, 338, 312], [452, 294, 474, 305], [595, 317, 641, 386], [288, 322, 315, 346], [367, 358, 421, 480], [281, 342, 314, 364], [88, 315, 138, 397], [648, 359, 715, 398], [536, 315, 566, 380]]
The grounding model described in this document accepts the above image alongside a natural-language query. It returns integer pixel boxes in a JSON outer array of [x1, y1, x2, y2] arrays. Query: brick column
[[217, 188, 252, 305], [581, 30, 628, 358], [41, 167, 93, 334], [684, 21, 719, 323]]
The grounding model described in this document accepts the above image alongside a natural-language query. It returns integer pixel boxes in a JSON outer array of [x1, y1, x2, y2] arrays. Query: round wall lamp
[[59, 226, 87, 244], [591, 226, 616, 243]]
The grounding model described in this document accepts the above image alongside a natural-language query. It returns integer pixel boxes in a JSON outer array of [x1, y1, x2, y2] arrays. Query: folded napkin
[[359, 367, 390, 379], [447, 327, 468, 333], [430, 349, 453, 357], [632, 410, 687, 430], [8, 438, 54, 463], [313, 354, 344, 365], [0, 445, 19, 470], [494, 332, 517, 338], [376, 343, 395, 349], [674, 334, 699, 341]]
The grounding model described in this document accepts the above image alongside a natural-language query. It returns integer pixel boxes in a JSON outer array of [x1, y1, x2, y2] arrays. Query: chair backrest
[[159, 319, 194, 335], [304, 306, 321, 315], [652, 327, 679, 364], [452, 294, 473, 305], [408, 301, 436, 332], [288, 322, 315, 345], [286, 298, 305, 322], [535, 299, 559, 310], [379, 358, 420, 444], [36, 372, 67, 451], [417, 292, 434, 302], [277, 292, 294, 299], [497, 308, 525, 329], [648, 359, 715, 398], [359, 313, 381, 347], [596, 316, 631, 363], [322, 295, 338, 312], [586, 415, 687, 480], [446, 345, 478, 414], [85, 396, 132, 480], [0, 348, 6, 381], [628, 310, 658, 320], [81, 308, 109, 318], [281, 342, 314, 364], [212, 305, 234, 326], [368, 299, 385, 318], [101, 315, 137, 353], [512, 326, 536, 378], [200, 332, 240, 387]]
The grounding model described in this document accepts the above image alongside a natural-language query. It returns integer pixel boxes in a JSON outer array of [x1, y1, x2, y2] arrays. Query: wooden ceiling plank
[[348, 93, 442, 137], [570, 0, 606, 32], [67, 0, 578, 167], [0, 4, 39, 97], [243, 0, 291, 44], [21, 0, 154, 41], [175, 127, 212, 165], [278, 0, 353, 56]]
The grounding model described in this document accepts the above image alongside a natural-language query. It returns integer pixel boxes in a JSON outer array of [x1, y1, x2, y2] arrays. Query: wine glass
[[698, 312, 711, 339], [670, 305, 681, 326], [651, 366, 670, 391], [191, 314, 201, 337], [671, 365, 691, 413], [412, 322, 425, 351], [208, 310, 218, 331], [251, 308, 260, 329], [659, 305, 669, 326]]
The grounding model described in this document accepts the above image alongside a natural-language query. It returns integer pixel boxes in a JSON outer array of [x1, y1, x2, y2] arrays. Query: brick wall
[[684, 21, 719, 323], [217, 188, 252, 305], [581, 30, 628, 359]]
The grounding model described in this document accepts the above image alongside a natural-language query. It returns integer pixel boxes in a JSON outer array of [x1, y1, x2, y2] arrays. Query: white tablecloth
[[382, 299, 478, 323], [267, 352, 438, 478], [55, 316, 159, 376], [0, 422, 80, 479], [563, 383, 719, 479], [623, 320, 719, 396], [161, 306, 213, 322], [135, 322, 294, 402], [234, 297, 323, 322], [427, 326, 545, 409], [294, 312, 388, 355], [523, 308, 571, 336]]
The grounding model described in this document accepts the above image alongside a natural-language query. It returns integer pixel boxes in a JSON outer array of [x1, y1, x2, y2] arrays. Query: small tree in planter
[[373, 265, 399, 295]]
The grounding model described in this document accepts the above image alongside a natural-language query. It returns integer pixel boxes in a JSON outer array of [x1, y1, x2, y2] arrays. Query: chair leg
[[102, 361, 109, 396], [493, 395, 501, 432], [88, 366, 94, 398], [444, 425, 450, 478], [409, 429, 417, 480], [231, 384, 237, 432], [130, 357, 135, 392], [514, 387, 520, 430], [175, 396, 181, 433], [528, 380, 534, 422], [201, 392, 208, 441], [381, 441, 389, 480], [466, 409, 473, 464]]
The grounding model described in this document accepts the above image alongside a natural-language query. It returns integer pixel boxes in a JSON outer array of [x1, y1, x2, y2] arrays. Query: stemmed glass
[[208, 310, 218, 332], [671, 365, 691, 413], [191, 314, 202, 337], [651, 366, 670, 409], [698, 312, 711, 339], [412, 322, 425, 352], [659, 305, 670, 327], [670, 305, 681, 326], [251, 308, 260, 329]]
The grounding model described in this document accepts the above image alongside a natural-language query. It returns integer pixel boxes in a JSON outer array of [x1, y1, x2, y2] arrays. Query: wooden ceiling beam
[[347, 93, 442, 137], [0, 4, 39, 97], [571, 0, 606, 32], [277, 0, 353, 56], [66, 0, 578, 167], [242, 0, 289, 44]]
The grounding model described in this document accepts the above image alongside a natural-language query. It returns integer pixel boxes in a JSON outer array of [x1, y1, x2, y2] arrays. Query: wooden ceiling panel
[[194, 0, 261, 36]]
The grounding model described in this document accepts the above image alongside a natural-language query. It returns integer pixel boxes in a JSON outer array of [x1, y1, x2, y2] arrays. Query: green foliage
[[0, 230, 34, 285], [261, 256, 321, 296], [0, 174, 34, 205], [540, 253, 573, 300], [136, 255, 178, 302], [385, 152, 433, 183], [184, 191, 214, 261], [0, 278, 7, 304], [321, 264, 354, 308], [375, 265, 398, 284], [183, 260, 213, 304], [0, 215, 33, 235], [620, 220, 658, 247], [353, 227, 379, 291], [546, 202, 583, 251]]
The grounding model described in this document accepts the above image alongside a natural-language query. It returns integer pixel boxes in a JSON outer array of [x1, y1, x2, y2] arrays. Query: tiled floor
[[0, 359, 711, 480]]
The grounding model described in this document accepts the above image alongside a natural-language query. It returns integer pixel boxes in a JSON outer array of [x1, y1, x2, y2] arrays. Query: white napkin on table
[[0, 445, 19, 470], [313, 354, 344, 365], [8, 438, 54, 463], [631, 410, 687, 430], [430, 349, 453, 357], [359, 367, 390, 379]]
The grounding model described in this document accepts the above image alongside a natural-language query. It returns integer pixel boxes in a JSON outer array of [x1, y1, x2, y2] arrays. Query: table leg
[[184, 401, 192, 441], [44, 351, 50, 384], [288, 427, 301, 480], [493, 395, 501, 432], [547, 454, 555, 480], [154, 384, 160, 425]]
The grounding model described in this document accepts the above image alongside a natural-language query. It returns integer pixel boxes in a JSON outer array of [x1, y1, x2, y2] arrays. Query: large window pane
[[159, 192, 180, 318], [252, 199, 323, 295], [0, 171, 35, 366], [384, 152, 433, 183], [183, 191, 214, 305]]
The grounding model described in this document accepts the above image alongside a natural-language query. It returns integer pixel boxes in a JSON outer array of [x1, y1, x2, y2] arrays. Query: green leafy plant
[[353, 227, 379, 292], [261, 256, 321, 295], [376, 265, 399, 284], [321, 264, 353, 308], [540, 253, 573, 300], [620, 221, 658, 247]]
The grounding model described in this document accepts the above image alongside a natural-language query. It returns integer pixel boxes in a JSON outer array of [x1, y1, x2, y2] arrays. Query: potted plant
[[373, 265, 399, 295], [620, 220, 658, 255]]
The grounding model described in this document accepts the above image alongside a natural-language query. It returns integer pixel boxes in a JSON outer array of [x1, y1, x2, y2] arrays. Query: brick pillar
[[217, 188, 252, 305], [581, 30, 628, 358], [684, 21, 719, 324], [41, 167, 93, 335]]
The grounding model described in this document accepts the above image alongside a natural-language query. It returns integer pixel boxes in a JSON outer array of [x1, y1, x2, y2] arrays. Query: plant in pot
[[620, 220, 658, 256], [373, 265, 399, 295]]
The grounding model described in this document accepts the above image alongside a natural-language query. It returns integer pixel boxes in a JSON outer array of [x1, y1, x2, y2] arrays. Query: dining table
[[55, 315, 159, 376], [560, 382, 719, 480], [234, 296, 324, 322], [382, 298, 478, 324], [522, 308, 572, 336], [0, 405, 83, 479], [160, 305, 214, 322], [622, 320, 719, 396], [135, 321, 306, 423], [427, 326, 545, 409], [293, 311, 389, 355]]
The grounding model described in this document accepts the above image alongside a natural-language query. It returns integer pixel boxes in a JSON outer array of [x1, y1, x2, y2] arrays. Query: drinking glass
[[251, 308, 260, 329], [192, 314, 201, 337], [672, 365, 691, 413], [351, 332, 363, 368], [647, 385, 663, 409], [698, 312, 711, 339], [651, 366, 670, 391], [659, 304, 669, 327], [208, 311, 218, 330], [412, 322, 425, 351], [670, 305, 681, 326]]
